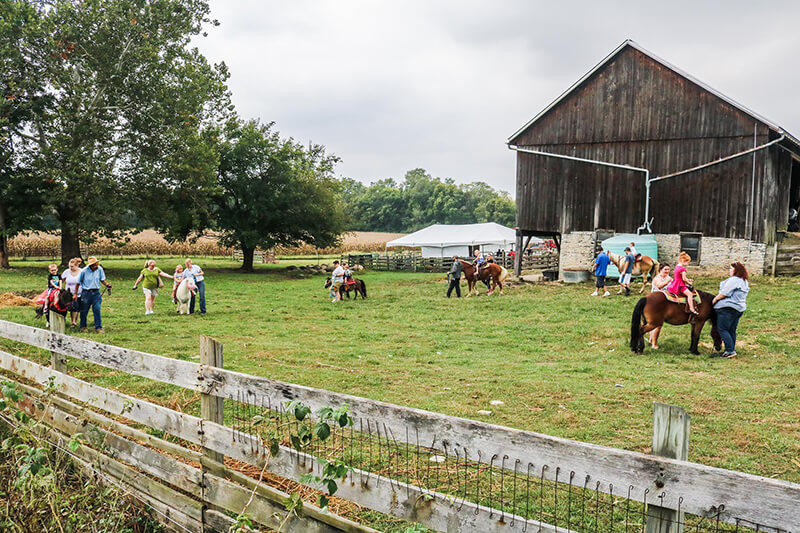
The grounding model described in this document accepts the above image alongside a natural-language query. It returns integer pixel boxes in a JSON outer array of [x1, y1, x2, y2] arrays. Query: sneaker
[[95, 328, 104, 334], [590, 291, 598, 296], [723, 351, 737, 359], [79, 327, 88, 333], [603, 291, 611, 297]]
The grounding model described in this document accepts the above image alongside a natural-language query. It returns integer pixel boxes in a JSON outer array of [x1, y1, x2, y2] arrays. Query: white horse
[[175, 277, 196, 315]]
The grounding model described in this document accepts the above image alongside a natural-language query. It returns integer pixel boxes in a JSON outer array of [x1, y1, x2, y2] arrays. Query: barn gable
[[509, 40, 798, 147]]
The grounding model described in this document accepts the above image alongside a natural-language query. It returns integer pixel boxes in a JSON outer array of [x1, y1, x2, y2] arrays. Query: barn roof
[[507, 39, 800, 148]]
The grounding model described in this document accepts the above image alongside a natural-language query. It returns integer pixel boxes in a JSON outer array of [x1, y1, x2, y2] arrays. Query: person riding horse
[[472, 250, 491, 290]]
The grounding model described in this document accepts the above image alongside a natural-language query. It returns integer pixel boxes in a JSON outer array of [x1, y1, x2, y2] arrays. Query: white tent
[[386, 223, 540, 258]]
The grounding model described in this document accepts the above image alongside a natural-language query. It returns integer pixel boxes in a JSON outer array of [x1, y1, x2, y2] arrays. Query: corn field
[[7, 231, 402, 259]]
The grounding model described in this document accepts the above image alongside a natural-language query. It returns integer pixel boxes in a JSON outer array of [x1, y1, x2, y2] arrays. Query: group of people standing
[[50, 257, 207, 334], [49, 256, 112, 333], [132, 258, 206, 315], [591, 247, 750, 358]]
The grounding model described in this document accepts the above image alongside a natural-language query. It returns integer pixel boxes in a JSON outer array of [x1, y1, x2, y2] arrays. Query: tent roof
[[386, 223, 533, 248]]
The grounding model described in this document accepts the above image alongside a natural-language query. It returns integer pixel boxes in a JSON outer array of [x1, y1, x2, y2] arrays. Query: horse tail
[[649, 259, 659, 281], [361, 279, 367, 298], [498, 267, 509, 283], [630, 297, 648, 352]]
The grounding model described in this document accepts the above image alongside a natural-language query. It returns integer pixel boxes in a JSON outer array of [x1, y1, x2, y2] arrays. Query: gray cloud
[[196, 1, 800, 196]]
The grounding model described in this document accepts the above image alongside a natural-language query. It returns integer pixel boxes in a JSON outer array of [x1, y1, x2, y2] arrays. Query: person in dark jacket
[[446, 256, 462, 298]]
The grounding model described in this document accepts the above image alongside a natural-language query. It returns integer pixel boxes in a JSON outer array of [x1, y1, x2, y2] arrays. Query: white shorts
[[619, 273, 632, 285], [143, 288, 158, 297]]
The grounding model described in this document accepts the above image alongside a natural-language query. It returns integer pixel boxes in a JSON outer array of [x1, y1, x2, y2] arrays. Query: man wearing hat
[[75, 256, 113, 333]]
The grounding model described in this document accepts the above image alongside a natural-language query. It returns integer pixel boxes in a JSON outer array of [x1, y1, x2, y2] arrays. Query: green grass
[[0, 257, 798, 488]]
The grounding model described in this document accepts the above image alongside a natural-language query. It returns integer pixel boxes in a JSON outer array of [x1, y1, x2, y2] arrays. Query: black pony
[[324, 278, 367, 299], [35, 289, 73, 327]]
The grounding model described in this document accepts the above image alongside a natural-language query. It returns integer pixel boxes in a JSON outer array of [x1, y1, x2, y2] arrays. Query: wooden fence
[[773, 243, 800, 276], [0, 317, 798, 533], [342, 250, 559, 273], [232, 249, 278, 264]]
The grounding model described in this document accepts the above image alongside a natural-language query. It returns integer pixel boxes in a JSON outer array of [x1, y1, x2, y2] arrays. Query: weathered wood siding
[[513, 45, 788, 242]]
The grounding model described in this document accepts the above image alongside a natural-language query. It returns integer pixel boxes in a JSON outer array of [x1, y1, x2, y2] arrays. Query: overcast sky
[[196, 1, 800, 196]]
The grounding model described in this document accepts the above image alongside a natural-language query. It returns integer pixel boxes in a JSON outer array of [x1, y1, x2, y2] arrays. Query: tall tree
[[215, 119, 347, 272], [0, 0, 50, 267], [5, 0, 229, 265]]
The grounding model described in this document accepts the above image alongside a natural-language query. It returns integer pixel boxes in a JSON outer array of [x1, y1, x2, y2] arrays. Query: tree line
[[342, 170, 515, 233], [1, 0, 515, 273]]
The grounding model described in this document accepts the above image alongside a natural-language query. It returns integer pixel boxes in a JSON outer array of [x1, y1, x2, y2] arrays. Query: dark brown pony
[[324, 278, 367, 299], [630, 290, 721, 355], [458, 260, 509, 296]]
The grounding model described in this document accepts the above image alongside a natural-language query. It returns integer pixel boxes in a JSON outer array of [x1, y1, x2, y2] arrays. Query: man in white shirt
[[330, 260, 345, 303], [185, 258, 206, 314]]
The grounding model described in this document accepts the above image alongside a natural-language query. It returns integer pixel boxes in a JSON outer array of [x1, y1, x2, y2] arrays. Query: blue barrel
[[600, 234, 658, 278]]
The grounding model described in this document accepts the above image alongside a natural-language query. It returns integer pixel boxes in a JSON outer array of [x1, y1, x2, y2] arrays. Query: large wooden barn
[[509, 40, 800, 276]]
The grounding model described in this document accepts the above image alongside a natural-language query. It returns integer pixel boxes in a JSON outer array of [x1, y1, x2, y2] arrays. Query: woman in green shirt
[[132, 259, 174, 315]]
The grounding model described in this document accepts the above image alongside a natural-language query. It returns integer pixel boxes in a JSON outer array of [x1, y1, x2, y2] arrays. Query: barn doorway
[[789, 158, 800, 232]]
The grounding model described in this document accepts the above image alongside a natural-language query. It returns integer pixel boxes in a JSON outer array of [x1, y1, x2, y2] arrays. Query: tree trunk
[[59, 210, 81, 267], [0, 235, 8, 269], [0, 200, 9, 268], [240, 244, 255, 272]]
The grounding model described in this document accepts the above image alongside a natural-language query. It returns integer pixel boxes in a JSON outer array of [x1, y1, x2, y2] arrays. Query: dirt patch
[[0, 292, 37, 308]]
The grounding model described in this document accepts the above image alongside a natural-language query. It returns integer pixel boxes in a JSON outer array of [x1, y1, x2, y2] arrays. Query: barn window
[[680, 232, 702, 262]]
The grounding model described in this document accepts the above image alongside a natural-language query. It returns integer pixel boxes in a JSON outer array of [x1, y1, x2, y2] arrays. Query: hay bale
[[0, 293, 36, 309]]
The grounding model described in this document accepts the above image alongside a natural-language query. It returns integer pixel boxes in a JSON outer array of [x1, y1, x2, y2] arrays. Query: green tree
[[5, 0, 229, 265], [215, 119, 347, 272], [0, 0, 51, 268], [352, 179, 408, 232]]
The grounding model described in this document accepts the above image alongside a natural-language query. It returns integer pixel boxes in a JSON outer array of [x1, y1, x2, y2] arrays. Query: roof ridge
[[507, 40, 800, 147]]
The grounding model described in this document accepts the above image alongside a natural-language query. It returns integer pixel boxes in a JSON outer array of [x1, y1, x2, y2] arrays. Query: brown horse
[[608, 252, 659, 294], [324, 277, 367, 299], [458, 260, 509, 297], [630, 290, 721, 355]]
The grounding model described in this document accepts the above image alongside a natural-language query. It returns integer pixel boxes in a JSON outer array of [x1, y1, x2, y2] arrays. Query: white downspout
[[508, 145, 653, 233]]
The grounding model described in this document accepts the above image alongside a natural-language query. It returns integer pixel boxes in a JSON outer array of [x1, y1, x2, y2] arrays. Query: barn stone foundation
[[557, 232, 596, 279], [556, 231, 770, 279], [653, 235, 768, 275]]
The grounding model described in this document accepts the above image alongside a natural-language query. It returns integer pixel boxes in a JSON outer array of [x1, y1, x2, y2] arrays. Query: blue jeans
[[716, 307, 743, 353], [190, 280, 206, 314], [80, 289, 102, 330]]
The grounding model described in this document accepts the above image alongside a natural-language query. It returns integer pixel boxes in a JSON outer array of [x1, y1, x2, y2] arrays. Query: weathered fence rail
[[0, 318, 798, 533], [342, 251, 559, 273]]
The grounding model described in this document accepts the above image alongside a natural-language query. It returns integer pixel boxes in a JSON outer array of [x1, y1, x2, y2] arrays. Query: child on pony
[[667, 252, 698, 315], [171, 264, 195, 302]]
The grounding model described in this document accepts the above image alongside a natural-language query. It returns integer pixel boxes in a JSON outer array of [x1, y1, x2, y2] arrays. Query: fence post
[[49, 311, 67, 373], [647, 402, 689, 533], [200, 335, 224, 531]]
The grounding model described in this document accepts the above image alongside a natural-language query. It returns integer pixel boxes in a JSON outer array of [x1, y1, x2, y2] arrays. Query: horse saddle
[[346, 279, 356, 287], [664, 291, 700, 305]]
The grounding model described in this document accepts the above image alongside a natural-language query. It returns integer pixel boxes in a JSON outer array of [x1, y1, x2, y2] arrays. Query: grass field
[[0, 257, 798, 489]]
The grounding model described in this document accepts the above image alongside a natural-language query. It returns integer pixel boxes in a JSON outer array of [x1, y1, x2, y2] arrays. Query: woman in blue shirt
[[712, 262, 750, 358]]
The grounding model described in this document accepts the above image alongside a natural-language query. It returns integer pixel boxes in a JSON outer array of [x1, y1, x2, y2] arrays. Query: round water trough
[[562, 268, 590, 283]]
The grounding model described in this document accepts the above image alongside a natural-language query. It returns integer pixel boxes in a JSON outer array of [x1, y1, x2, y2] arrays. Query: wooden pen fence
[[342, 250, 559, 273], [0, 317, 798, 533]]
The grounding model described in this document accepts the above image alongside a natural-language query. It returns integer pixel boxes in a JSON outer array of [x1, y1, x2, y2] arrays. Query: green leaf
[[317, 494, 329, 510], [314, 422, 330, 441], [269, 438, 279, 457], [251, 414, 265, 426], [324, 479, 337, 495], [290, 435, 302, 452]]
